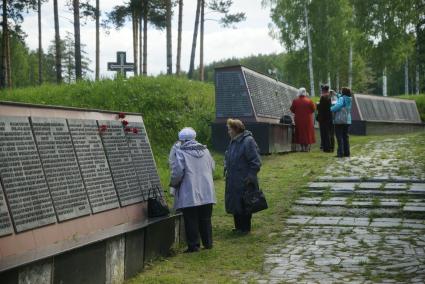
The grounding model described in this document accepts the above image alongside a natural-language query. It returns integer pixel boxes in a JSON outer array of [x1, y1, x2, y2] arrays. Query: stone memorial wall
[[215, 65, 298, 123], [0, 102, 172, 278], [352, 94, 422, 123]]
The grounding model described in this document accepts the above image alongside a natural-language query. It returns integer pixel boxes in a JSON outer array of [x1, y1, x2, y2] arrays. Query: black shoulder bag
[[147, 186, 170, 218], [242, 181, 268, 214]]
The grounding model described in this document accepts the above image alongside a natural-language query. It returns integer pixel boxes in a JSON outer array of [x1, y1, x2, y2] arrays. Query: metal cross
[[107, 51, 135, 78]]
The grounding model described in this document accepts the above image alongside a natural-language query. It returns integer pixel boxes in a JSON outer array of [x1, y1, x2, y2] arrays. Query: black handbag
[[147, 186, 170, 218], [242, 182, 268, 214]]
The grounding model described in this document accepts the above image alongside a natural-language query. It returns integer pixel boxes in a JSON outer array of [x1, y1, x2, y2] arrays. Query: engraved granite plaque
[[355, 95, 421, 123], [99, 120, 143, 206], [0, 181, 13, 236], [0, 116, 56, 232], [125, 122, 162, 199], [243, 69, 297, 119], [68, 119, 119, 213], [31, 117, 90, 221], [215, 70, 253, 118]]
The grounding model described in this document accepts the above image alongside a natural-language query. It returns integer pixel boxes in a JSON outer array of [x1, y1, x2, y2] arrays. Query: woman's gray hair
[[298, 87, 307, 97]]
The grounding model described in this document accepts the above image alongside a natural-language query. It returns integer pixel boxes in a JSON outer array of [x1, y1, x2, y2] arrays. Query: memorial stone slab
[[215, 70, 253, 118], [68, 119, 119, 213], [124, 122, 162, 199], [99, 120, 143, 206], [0, 182, 13, 236], [0, 116, 57, 232], [384, 183, 408, 190], [31, 117, 90, 221]]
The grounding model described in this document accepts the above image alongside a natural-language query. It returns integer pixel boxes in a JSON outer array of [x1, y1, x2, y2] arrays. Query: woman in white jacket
[[169, 127, 216, 253]]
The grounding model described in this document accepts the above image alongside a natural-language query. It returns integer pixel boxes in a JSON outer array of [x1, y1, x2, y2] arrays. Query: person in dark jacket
[[224, 119, 261, 234], [317, 85, 335, 152]]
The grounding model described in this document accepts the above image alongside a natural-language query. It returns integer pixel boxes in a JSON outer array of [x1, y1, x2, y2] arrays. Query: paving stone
[[384, 183, 408, 190], [410, 183, 425, 192], [308, 182, 335, 189], [370, 221, 402, 228], [358, 182, 383, 189], [295, 198, 322, 205], [403, 205, 425, 212], [314, 257, 341, 266], [338, 217, 370, 226], [309, 217, 341, 225], [286, 216, 312, 225]]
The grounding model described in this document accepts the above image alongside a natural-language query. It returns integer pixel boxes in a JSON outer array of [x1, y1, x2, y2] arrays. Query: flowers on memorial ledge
[[118, 112, 126, 119], [122, 120, 129, 126], [98, 124, 108, 134]]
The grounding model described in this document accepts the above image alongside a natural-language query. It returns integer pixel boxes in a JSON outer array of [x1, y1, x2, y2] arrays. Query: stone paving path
[[256, 137, 425, 283]]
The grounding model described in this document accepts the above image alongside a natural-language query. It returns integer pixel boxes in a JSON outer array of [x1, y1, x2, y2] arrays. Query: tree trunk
[[38, 0, 42, 85], [383, 67, 387, 97], [95, 0, 99, 80], [142, 0, 148, 75], [304, 2, 315, 97], [73, 0, 82, 80], [176, 0, 183, 75], [405, 57, 409, 95], [139, 12, 142, 75], [336, 69, 340, 91], [53, 0, 62, 83], [6, 29, 11, 88], [416, 63, 420, 95], [327, 72, 331, 90], [132, 9, 138, 76], [1, 0, 7, 88], [199, 0, 205, 81], [166, 0, 172, 74], [348, 42, 353, 89], [188, 0, 201, 79]]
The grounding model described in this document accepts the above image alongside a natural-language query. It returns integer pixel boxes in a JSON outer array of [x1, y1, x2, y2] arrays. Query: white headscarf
[[178, 127, 197, 141], [298, 87, 307, 97]]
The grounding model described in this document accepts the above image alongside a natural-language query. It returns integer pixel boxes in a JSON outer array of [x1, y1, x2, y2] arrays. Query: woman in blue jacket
[[331, 87, 352, 158]]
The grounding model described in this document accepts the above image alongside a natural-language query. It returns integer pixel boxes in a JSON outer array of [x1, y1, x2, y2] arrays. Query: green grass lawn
[[126, 133, 425, 284]]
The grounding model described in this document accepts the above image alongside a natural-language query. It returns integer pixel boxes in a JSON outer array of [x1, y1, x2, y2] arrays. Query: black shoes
[[184, 247, 200, 253]]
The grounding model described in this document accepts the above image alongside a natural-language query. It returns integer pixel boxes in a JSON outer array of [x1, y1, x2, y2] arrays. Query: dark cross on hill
[[107, 51, 134, 78]]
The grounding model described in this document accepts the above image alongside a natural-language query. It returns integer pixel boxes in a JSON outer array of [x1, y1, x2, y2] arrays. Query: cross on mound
[[107, 51, 135, 78]]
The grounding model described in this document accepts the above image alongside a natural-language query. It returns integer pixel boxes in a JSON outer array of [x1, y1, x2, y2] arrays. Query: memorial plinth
[[212, 65, 297, 154], [0, 102, 182, 284]]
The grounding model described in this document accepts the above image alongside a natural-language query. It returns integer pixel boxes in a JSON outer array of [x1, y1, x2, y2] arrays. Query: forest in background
[[1, 0, 424, 96]]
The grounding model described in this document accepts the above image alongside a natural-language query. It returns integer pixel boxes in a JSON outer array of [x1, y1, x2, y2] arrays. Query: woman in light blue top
[[331, 87, 352, 158]]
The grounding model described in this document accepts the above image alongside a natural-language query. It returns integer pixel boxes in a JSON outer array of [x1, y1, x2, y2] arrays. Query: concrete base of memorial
[[0, 214, 183, 284], [350, 121, 425, 135], [211, 122, 293, 154]]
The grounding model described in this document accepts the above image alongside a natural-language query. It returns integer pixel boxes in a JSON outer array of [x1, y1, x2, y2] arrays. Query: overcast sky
[[20, 0, 282, 78]]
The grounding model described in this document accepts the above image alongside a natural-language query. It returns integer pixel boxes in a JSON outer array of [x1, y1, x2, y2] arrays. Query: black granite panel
[[144, 217, 176, 262], [0, 182, 12, 236], [0, 117, 56, 232], [31, 117, 90, 221], [98, 120, 143, 206], [68, 119, 119, 213], [124, 229, 145, 279]]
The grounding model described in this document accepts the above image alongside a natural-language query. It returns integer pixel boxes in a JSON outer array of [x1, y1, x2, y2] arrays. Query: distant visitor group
[[168, 85, 352, 253]]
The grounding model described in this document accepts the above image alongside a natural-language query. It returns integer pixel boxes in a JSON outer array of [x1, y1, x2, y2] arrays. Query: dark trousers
[[233, 214, 252, 232], [319, 122, 334, 152], [335, 124, 350, 157], [181, 204, 213, 250]]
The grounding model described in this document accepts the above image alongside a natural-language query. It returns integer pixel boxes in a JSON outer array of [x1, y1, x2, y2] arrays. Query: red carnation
[[99, 124, 108, 133], [132, 128, 139, 134], [124, 127, 131, 132], [122, 120, 129, 126], [118, 112, 126, 119]]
